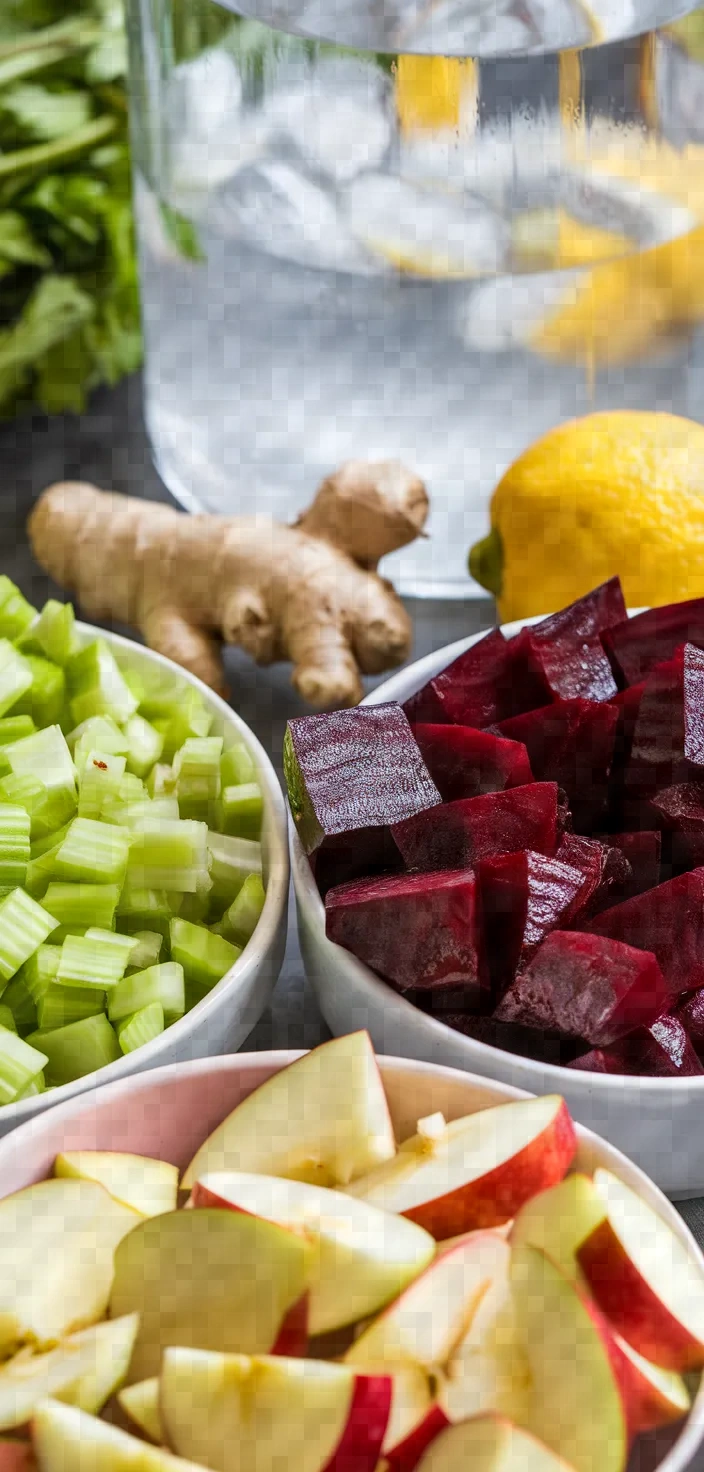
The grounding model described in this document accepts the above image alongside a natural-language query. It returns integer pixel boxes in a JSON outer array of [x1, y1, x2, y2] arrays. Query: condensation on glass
[[126, 0, 704, 596]]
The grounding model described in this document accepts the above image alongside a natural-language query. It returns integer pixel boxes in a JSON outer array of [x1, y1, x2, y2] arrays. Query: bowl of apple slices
[[0, 1032, 702, 1472]]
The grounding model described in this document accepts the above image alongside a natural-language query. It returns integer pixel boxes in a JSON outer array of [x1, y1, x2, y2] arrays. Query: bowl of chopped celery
[[0, 579, 289, 1135]]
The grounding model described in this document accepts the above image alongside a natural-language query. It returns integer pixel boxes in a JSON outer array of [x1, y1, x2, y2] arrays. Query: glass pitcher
[[125, 0, 704, 597]]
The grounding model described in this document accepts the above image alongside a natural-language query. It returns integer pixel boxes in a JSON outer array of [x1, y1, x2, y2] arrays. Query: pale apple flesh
[[117, 1378, 163, 1445], [108, 1208, 314, 1383], [0, 1315, 139, 1432], [0, 1181, 139, 1356], [181, 1031, 396, 1190], [31, 1400, 204, 1470], [510, 1174, 606, 1282], [54, 1152, 179, 1219], [191, 1172, 434, 1336], [410, 1412, 577, 1472], [614, 1336, 690, 1433], [346, 1097, 577, 1237], [578, 1169, 704, 1372], [159, 1348, 392, 1472]]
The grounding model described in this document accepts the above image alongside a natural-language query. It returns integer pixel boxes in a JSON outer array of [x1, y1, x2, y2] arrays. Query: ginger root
[[28, 461, 428, 709]]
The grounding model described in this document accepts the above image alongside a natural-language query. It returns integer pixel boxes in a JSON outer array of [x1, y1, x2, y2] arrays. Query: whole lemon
[[469, 411, 704, 623]]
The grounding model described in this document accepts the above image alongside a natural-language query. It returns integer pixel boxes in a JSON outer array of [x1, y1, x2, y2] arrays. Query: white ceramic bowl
[[0, 1050, 701, 1472], [292, 616, 704, 1200], [0, 623, 289, 1139]]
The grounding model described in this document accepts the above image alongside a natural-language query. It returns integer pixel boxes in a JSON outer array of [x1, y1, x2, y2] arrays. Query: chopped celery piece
[[42, 883, 120, 934], [31, 823, 71, 860], [57, 932, 131, 990], [67, 641, 139, 726], [0, 1027, 47, 1103], [174, 737, 222, 820], [1, 972, 37, 1032], [70, 716, 128, 766], [146, 763, 176, 798], [0, 772, 75, 842], [221, 743, 256, 788], [77, 751, 126, 820], [21, 944, 61, 1003], [125, 931, 163, 972], [85, 927, 137, 958], [0, 804, 30, 889], [0, 889, 57, 984], [27, 1013, 120, 1085], [28, 600, 77, 666], [24, 840, 63, 900], [116, 885, 171, 941], [108, 962, 185, 1025], [14, 1071, 45, 1100], [0, 640, 32, 718], [98, 774, 147, 826], [170, 918, 241, 992], [127, 818, 209, 893], [207, 832, 262, 910], [0, 1003, 17, 1032], [214, 873, 265, 947], [12, 654, 65, 728], [38, 982, 105, 1029], [151, 689, 213, 761], [0, 577, 36, 641], [177, 891, 211, 925], [4, 726, 76, 821], [52, 818, 131, 886], [117, 1001, 165, 1055], [112, 796, 180, 830], [0, 716, 36, 747], [217, 782, 263, 840], [123, 715, 164, 779]]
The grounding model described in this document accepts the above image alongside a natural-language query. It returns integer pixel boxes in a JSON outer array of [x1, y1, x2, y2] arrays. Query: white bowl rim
[[290, 608, 704, 1095], [1, 1048, 703, 1472], [2, 620, 289, 1124]]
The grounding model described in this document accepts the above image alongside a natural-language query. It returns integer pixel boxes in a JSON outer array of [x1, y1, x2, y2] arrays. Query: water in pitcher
[[126, 0, 704, 595]]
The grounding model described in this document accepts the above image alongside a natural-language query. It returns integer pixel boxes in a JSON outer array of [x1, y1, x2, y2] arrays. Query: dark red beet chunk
[[477, 848, 591, 1004], [587, 869, 704, 1001], [556, 833, 631, 922], [495, 699, 618, 832], [325, 868, 482, 1008], [650, 783, 704, 871], [594, 832, 661, 904], [673, 988, 704, 1053], [509, 579, 626, 705], [285, 704, 441, 892], [391, 782, 558, 874], [403, 628, 521, 729], [624, 644, 704, 804], [441, 1012, 580, 1066], [568, 1017, 704, 1077], [603, 598, 704, 686], [411, 724, 533, 802], [493, 931, 668, 1046]]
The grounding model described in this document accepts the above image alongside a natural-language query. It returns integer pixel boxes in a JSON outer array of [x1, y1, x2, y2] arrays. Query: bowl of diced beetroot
[[289, 582, 704, 1198]]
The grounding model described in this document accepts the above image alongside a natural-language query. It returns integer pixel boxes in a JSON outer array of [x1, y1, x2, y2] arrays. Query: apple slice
[[0, 1315, 138, 1431], [615, 1337, 690, 1432], [109, 1208, 313, 1383], [402, 1413, 576, 1472], [346, 1097, 576, 1237], [511, 1174, 606, 1281], [182, 1032, 395, 1191], [54, 1152, 178, 1219], [117, 1379, 163, 1444], [0, 1181, 139, 1356], [0, 1445, 35, 1472], [577, 1168, 704, 1371], [440, 1291, 532, 1428], [31, 1400, 204, 1470], [345, 1230, 510, 1373], [159, 1347, 392, 1472], [510, 1243, 629, 1472], [191, 1172, 434, 1335]]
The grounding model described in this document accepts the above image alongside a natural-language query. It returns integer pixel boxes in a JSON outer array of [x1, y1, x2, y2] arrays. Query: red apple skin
[[614, 1351, 689, 1435], [578, 1221, 704, 1372], [322, 1373, 392, 1472], [384, 1405, 451, 1472], [401, 1098, 577, 1236], [0, 1444, 36, 1472]]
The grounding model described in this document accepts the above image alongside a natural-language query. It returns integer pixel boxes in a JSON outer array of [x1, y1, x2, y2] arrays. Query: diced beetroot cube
[[603, 598, 704, 686], [587, 869, 704, 1001], [595, 831, 661, 904], [606, 680, 648, 827], [624, 644, 704, 802], [650, 782, 704, 872], [673, 988, 704, 1053], [495, 699, 618, 832], [568, 1017, 704, 1077], [391, 782, 558, 873], [325, 868, 482, 1008], [411, 724, 533, 802], [441, 1011, 580, 1066], [509, 579, 626, 705], [493, 931, 668, 1046], [557, 833, 631, 922], [403, 628, 521, 729], [477, 848, 591, 1003], [285, 704, 441, 893]]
